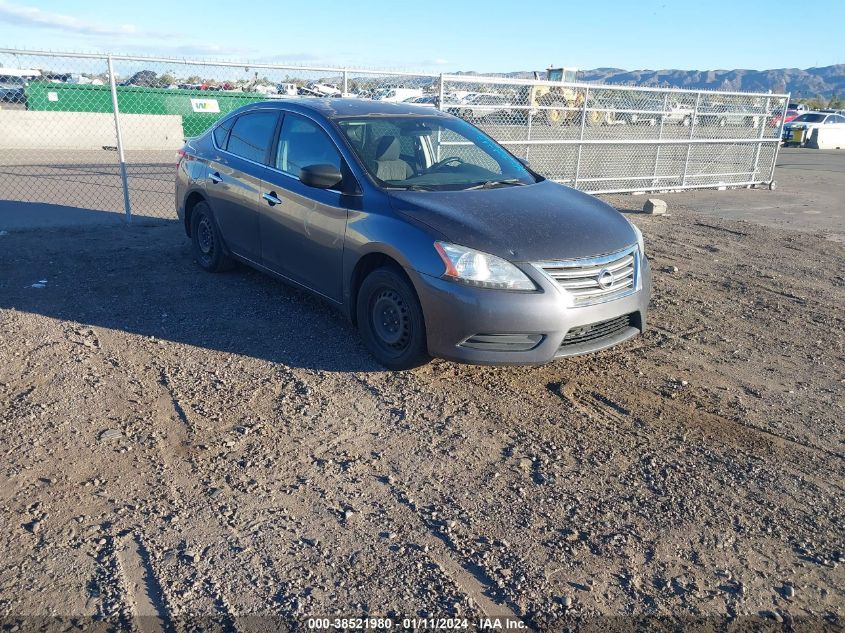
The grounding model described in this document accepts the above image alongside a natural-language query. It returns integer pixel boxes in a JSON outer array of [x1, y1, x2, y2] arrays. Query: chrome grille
[[535, 245, 639, 306]]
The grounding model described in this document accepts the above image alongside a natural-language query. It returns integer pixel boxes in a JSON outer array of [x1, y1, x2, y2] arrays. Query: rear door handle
[[263, 192, 282, 206], [209, 172, 222, 184]]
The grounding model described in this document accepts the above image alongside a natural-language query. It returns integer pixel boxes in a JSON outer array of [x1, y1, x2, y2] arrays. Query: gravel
[[0, 198, 843, 628]]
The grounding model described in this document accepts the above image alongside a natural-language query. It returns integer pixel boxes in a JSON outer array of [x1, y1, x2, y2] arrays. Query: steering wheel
[[428, 156, 465, 170]]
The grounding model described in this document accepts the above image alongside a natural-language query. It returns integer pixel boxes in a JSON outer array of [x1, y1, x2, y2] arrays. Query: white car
[[783, 111, 845, 146], [403, 95, 438, 108], [448, 94, 513, 121], [376, 87, 423, 103]]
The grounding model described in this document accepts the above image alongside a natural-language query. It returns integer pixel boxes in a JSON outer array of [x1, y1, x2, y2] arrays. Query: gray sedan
[[176, 99, 651, 369]]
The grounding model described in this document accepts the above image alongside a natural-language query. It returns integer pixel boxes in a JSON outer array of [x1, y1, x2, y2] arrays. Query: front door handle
[[209, 172, 222, 184], [263, 192, 282, 206]]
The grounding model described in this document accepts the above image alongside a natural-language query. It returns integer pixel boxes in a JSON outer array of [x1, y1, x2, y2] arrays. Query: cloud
[[0, 0, 166, 37]]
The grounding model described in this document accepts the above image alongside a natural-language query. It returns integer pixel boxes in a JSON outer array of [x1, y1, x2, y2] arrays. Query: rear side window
[[226, 111, 278, 164], [212, 117, 234, 149], [275, 114, 342, 178]]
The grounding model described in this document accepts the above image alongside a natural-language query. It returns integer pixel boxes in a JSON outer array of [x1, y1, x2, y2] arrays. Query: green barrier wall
[[23, 82, 267, 137]]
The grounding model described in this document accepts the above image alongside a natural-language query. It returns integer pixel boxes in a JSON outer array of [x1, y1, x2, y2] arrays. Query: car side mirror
[[300, 164, 343, 189]]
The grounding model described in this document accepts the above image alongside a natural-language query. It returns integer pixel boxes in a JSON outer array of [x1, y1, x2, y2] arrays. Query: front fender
[[342, 209, 447, 315]]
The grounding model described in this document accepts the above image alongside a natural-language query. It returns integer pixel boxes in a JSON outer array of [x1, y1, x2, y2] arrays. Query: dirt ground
[[0, 196, 843, 631]]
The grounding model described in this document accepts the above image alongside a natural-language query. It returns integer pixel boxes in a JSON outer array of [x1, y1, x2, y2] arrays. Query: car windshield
[[334, 115, 536, 191], [793, 113, 826, 123]]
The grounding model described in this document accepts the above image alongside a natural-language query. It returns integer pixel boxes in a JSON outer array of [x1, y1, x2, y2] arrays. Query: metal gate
[[439, 74, 788, 194]]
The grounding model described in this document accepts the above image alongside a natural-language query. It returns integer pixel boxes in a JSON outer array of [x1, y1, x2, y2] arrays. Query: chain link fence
[[0, 49, 788, 221], [439, 74, 789, 194]]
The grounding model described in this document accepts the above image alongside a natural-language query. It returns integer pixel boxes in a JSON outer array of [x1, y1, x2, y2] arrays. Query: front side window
[[335, 115, 536, 191], [275, 113, 342, 178], [226, 111, 278, 163]]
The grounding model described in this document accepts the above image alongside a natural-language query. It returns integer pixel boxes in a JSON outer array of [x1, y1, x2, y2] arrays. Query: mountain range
[[488, 65, 845, 97]]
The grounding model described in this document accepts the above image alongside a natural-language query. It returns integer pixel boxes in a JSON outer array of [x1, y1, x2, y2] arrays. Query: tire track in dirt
[[553, 376, 845, 500], [114, 534, 171, 633], [374, 476, 527, 626], [141, 349, 300, 617]]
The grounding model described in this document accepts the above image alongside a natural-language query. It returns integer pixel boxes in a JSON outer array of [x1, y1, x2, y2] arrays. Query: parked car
[[298, 83, 341, 98], [376, 87, 424, 103], [176, 99, 650, 369], [770, 108, 803, 127], [783, 111, 845, 146], [663, 102, 696, 126], [0, 68, 40, 103], [403, 95, 439, 108], [697, 104, 761, 128], [448, 94, 513, 122]]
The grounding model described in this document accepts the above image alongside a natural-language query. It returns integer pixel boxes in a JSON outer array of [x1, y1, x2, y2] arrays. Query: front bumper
[[410, 254, 651, 365]]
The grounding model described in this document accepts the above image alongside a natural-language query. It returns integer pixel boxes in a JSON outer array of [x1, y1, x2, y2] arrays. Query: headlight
[[629, 221, 645, 256], [434, 242, 536, 290]]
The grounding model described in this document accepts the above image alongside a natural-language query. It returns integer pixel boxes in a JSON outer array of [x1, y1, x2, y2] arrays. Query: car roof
[[241, 97, 449, 119]]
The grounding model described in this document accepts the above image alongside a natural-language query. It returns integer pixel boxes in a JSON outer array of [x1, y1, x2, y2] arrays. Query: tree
[[828, 94, 844, 109], [159, 73, 176, 86], [805, 95, 826, 110]]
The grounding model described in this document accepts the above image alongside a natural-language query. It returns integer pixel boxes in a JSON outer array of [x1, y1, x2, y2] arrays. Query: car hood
[[388, 180, 637, 262]]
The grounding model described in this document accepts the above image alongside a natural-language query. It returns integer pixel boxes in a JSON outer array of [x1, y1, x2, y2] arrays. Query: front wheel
[[356, 267, 430, 370]]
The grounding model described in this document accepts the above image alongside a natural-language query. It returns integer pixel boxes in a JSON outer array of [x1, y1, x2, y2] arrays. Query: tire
[[190, 201, 233, 272], [544, 102, 567, 128], [586, 111, 604, 126], [356, 266, 430, 370]]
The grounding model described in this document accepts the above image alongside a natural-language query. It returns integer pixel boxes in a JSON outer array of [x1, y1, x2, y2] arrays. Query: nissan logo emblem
[[597, 268, 614, 290]]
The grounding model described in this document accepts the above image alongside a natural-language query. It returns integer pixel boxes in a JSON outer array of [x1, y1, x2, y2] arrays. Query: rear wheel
[[356, 267, 429, 370], [190, 201, 233, 272], [586, 110, 605, 126]]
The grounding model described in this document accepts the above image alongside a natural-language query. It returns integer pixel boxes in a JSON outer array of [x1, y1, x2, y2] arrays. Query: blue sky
[[0, 0, 842, 72]]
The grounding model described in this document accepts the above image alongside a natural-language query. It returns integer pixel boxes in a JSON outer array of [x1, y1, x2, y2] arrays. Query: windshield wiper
[[463, 178, 528, 190], [385, 184, 434, 191]]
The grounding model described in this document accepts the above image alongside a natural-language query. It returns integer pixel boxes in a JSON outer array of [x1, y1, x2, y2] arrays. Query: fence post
[[750, 92, 771, 183], [574, 86, 589, 189], [437, 74, 445, 111], [435, 74, 446, 162], [342, 70, 348, 96], [769, 93, 790, 186], [107, 55, 131, 222], [652, 92, 669, 187], [681, 92, 701, 187]]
